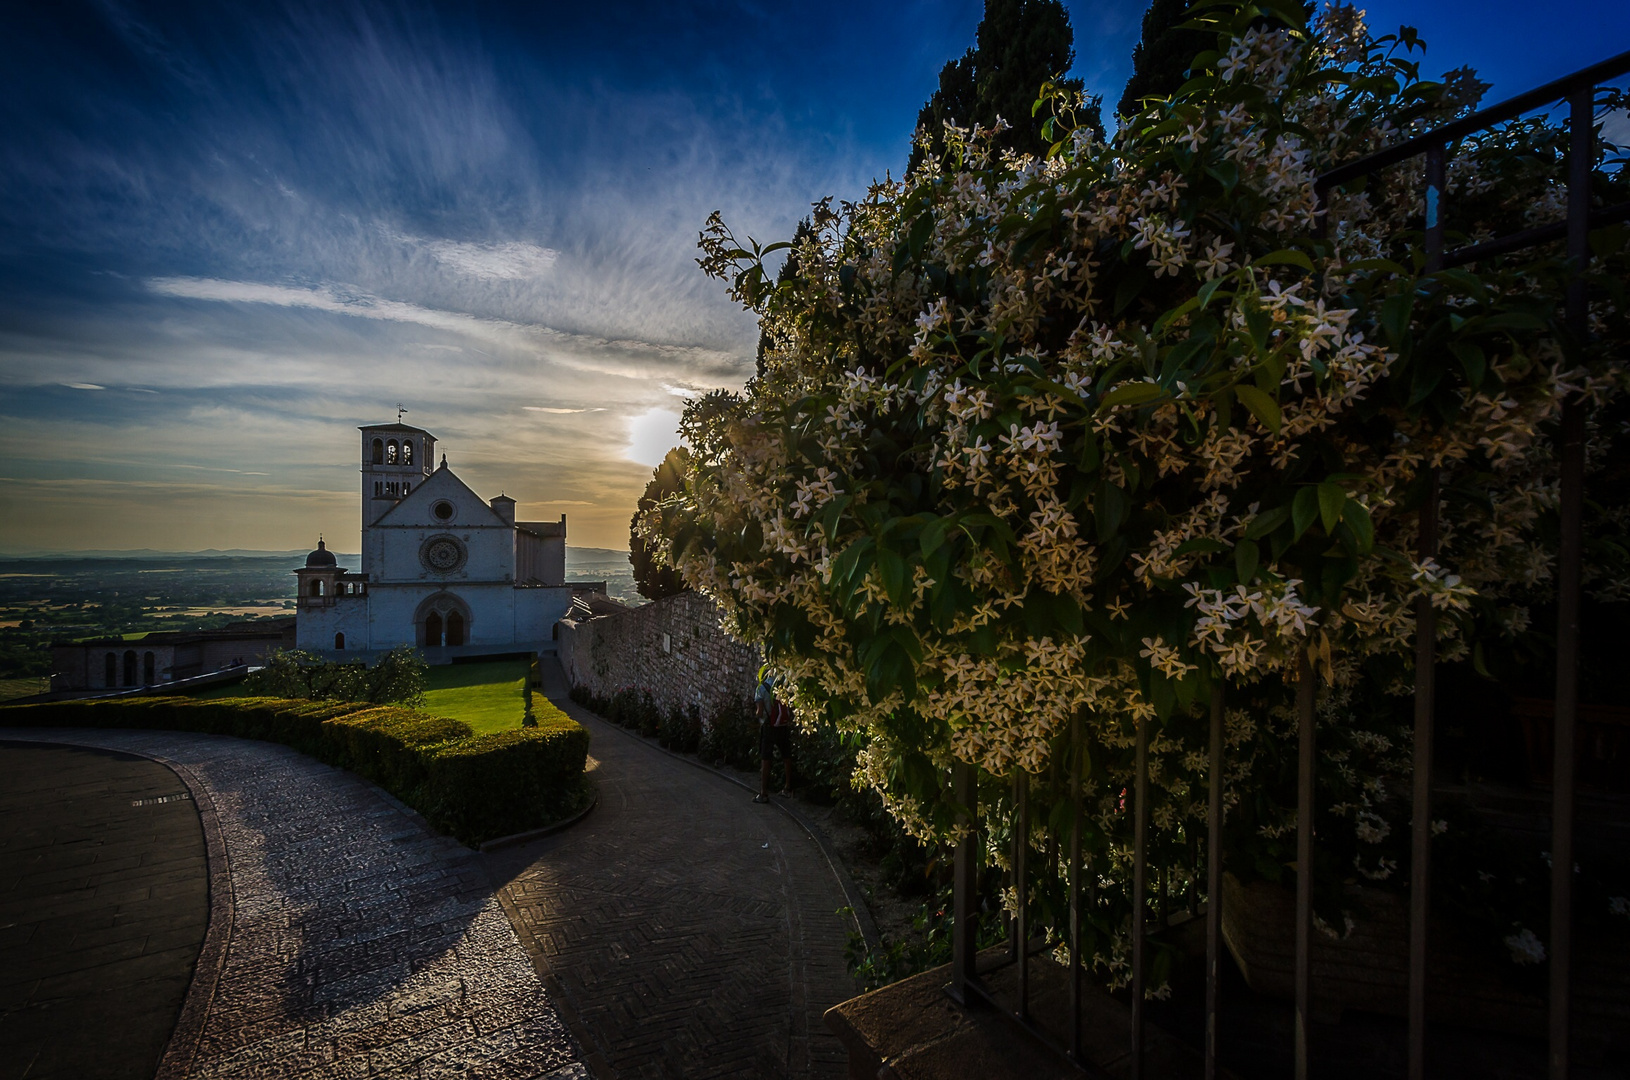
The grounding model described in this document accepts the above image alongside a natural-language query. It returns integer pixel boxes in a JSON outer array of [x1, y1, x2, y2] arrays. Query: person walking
[[754, 667, 794, 804]]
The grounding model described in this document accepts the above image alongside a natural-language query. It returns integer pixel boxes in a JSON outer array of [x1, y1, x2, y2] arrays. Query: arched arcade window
[[105, 652, 116, 688], [123, 650, 137, 687], [143, 652, 155, 685], [387, 441, 398, 464], [371, 438, 384, 464], [402, 441, 413, 465]]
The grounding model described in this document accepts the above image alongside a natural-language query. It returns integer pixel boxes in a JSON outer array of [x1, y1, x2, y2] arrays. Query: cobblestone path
[[484, 659, 858, 1080], [2, 729, 585, 1080]]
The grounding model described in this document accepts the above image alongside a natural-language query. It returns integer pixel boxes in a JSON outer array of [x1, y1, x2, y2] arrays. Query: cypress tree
[[908, 0, 1100, 174]]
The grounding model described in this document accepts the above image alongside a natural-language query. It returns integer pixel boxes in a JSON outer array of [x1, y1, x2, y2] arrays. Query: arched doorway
[[334, 632, 345, 650], [414, 592, 471, 650]]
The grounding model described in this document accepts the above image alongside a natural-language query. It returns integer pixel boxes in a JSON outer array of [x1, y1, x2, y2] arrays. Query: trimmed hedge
[[0, 695, 589, 845]]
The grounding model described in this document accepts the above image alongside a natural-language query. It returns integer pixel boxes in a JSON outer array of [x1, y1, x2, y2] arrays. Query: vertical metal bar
[[1409, 470, 1441, 1080], [1015, 770, 1030, 1020], [951, 761, 978, 1003], [1009, 773, 1022, 967], [1131, 713, 1149, 1080], [1070, 716, 1083, 1062], [1550, 83, 1594, 1080], [1295, 651, 1317, 1080], [1424, 141, 1446, 273], [1206, 683, 1225, 1080]]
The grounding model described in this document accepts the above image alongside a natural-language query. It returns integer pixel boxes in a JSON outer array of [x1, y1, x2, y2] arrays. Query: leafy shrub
[[659, 704, 702, 753], [244, 645, 426, 707], [0, 695, 587, 845]]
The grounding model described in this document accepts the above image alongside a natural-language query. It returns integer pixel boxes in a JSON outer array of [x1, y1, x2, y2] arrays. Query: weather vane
[[397, 402, 407, 423]]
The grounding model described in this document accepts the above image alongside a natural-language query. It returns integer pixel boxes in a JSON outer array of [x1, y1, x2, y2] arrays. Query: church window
[[143, 652, 155, 685], [387, 441, 398, 464], [403, 441, 413, 465], [432, 500, 454, 521], [310, 580, 323, 597], [105, 652, 117, 687], [424, 611, 443, 647], [374, 481, 382, 496], [123, 650, 137, 687], [446, 611, 465, 647], [334, 632, 345, 650], [371, 438, 384, 464]]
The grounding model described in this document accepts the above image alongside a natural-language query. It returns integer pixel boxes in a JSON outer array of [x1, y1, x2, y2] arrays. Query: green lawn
[[183, 658, 535, 733], [422, 660, 530, 734], [0, 676, 49, 702]]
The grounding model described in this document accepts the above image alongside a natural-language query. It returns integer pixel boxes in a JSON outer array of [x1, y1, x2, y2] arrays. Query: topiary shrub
[[0, 695, 587, 846]]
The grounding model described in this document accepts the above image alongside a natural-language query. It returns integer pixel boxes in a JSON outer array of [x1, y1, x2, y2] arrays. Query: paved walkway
[[484, 659, 858, 1079], [0, 741, 208, 1080], [0, 729, 586, 1080]]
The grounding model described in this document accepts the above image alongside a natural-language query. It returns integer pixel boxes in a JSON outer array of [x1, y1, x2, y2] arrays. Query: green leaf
[[1095, 482, 1129, 542], [1100, 382, 1164, 409], [1255, 248, 1313, 272], [1234, 384, 1282, 434], [1344, 499, 1374, 553], [1380, 291, 1414, 345], [920, 515, 951, 558], [1235, 538, 1260, 583], [878, 546, 908, 607], [1317, 482, 1346, 533], [1244, 504, 1291, 540], [1448, 341, 1486, 390], [1292, 486, 1320, 541]]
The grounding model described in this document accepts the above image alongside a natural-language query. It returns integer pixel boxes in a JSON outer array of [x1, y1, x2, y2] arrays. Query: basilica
[[293, 420, 578, 658]]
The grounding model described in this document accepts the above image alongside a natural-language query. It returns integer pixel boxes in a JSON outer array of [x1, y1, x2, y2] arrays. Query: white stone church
[[293, 420, 580, 658]]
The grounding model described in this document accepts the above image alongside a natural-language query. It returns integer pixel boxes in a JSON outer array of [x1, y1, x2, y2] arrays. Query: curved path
[[1, 729, 586, 1080], [484, 660, 858, 1079]]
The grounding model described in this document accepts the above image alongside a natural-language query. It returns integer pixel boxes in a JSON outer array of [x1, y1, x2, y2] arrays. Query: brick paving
[[1, 728, 586, 1080], [0, 741, 209, 1080], [484, 659, 859, 1080]]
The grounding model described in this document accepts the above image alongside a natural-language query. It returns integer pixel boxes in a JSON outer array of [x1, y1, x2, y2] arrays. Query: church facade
[[293, 421, 576, 658]]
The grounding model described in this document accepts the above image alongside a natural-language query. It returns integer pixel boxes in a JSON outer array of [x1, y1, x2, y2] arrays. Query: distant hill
[[0, 548, 357, 560]]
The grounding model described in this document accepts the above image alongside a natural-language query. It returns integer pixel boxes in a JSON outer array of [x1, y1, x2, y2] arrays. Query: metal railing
[[943, 49, 1630, 1080]]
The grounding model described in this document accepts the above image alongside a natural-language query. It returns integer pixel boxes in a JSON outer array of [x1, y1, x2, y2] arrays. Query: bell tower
[[360, 418, 435, 573]]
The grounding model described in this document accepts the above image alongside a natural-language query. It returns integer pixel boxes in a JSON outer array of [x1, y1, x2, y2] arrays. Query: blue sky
[[1, 1, 1626, 553]]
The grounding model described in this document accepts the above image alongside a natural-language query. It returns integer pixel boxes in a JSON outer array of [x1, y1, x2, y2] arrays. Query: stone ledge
[[824, 949, 1213, 1080]]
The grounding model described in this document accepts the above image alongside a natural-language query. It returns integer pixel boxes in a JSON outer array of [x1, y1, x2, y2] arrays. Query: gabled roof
[[370, 465, 509, 529]]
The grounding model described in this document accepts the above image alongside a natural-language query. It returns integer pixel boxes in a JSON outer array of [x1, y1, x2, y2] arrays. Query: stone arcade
[[294, 421, 577, 658]]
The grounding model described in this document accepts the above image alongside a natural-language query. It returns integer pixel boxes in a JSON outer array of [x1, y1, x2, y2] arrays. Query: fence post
[[1294, 651, 1316, 1080], [1070, 716, 1084, 1062], [1549, 83, 1594, 1080], [1015, 770, 1030, 1020], [1131, 713, 1149, 1080], [1205, 684, 1225, 1080], [951, 761, 979, 1003]]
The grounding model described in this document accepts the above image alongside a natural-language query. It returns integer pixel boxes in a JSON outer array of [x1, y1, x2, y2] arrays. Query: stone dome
[[305, 539, 337, 568]]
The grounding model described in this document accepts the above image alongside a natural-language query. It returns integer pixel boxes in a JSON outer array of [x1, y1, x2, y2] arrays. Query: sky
[[1, 1, 1626, 554]]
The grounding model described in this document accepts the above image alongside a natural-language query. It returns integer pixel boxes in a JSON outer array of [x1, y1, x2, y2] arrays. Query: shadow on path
[[484, 657, 858, 1080]]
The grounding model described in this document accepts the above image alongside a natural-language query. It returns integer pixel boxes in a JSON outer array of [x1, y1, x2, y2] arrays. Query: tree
[[629, 448, 691, 601], [1118, 0, 1214, 117], [664, 1, 1630, 987], [908, 0, 1099, 174]]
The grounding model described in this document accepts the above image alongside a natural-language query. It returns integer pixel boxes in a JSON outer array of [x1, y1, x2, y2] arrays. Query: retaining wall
[[556, 592, 760, 719]]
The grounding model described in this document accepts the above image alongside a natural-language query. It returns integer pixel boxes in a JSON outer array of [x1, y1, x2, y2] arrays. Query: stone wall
[[556, 591, 760, 720]]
